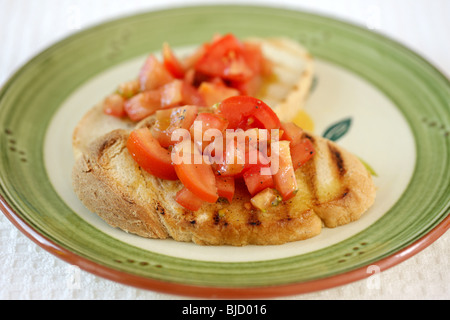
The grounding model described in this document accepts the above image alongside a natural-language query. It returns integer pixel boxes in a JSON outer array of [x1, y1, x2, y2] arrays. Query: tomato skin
[[243, 166, 274, 196], [281, 122, 304, 146], [162, 42, 185, 79], [291, 137, 315, 170], [213, 138, 246, 177], [195, 34, 252, 82], [159, 80, 184, 108], [126, 128, 178, 181], [190, 112, 229, 151], [175, 187, 204, 211], [124, 91, 161, 122], [117, 80, 140, 99], [151, 106, 198, 148], [215, 176, 235, 203], [173, 140, 219, 203], [198, 81, 239, 107], [231, 75, 263, 96], [139, 55, 174, 91], [103, 93, 126, 117], [272, 141, 298, 201], [217, 96, 281, 130], [181, 81, 206, 107], [190, 113, 229, 136]]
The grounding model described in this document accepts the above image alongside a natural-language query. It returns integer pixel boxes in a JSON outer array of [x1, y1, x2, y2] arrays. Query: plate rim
[[2, 193, 448, 298], [0, 4, 449, 298]]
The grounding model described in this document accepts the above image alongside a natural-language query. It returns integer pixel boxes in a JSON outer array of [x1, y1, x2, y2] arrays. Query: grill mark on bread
[[98, 135, 119, 156], [213, 211, 229, 226], [156, 202, 165, 215], [298, 138, 319, 204], [303, 132, 315, 143], [248, 211, 261, 226], [328, 142, 346, 177]]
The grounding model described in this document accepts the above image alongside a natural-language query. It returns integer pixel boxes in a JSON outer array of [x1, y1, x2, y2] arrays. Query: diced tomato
[[103, 93, 126, 117], [117, 80, 140, 98], [215, 176, 235, 203], [241, 42, 266, 76], [172, 140, 219, 203], [181, 81, 206, 106], [190, 112, 229, 151], [161, 79, 207, 108], [250, 188, 281, 211], [213, 138, 246, 177], [217, 96, 281, 130], [175, 187, 204, 211], [139, 55, 174, 91], [281, 122, 304, 146], [126, 128, 178, 180], [162, 42, 185, 79], [242, 149, 271, 174], [195, 34, 252, 82], [190, 113, 229, 137], [291, 137, 315, 170], [243, 166, 274, 196], [124, 91, 161, 121], [272, 141, 298, 200], [198, 81, 240, 107], [151, 106, 198, 148], [228, 42, 269, 95], [159, 80, 184, 108], [231, 75, 263, 96]]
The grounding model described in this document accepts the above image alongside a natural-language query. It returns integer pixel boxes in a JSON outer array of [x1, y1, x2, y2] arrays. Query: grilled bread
[[72, 37, 314, 157], [72, 122, 376, 246]]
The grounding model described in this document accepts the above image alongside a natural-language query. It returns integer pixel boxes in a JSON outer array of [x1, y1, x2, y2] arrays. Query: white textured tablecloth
[[0, 0, 448, 300]]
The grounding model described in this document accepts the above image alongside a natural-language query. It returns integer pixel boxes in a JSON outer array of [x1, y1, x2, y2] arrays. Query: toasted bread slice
[[72, 126, 375, 246], [250, 37, 315, 122], [72, 37, 314, 158]]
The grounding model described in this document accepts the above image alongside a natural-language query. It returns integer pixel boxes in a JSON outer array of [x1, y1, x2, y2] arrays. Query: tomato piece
[[190, 112, 229, 136], [126, 128, 178, 180], [242, 149, 271, 174], [175, 187, 204, 211], [117, 80, 140, 99], [231, 75, 263, 96], [243, 165, 274, 196], [272, 141, 298, 200], [291, 137, 315, 170], [281, 122, 304, 146], [198, 81, 239, 107], [151, 106, 198, 148], [195, 34, 252, 82], [190, 112, 229, 151], [217, 96, 281, 130], [181, 81, 206, 106], [228, 42, 269, 95], [241, 42, 266, 76], [103, 93, 126, 117], [159, 80, 184, 108], [139, 55, 174, 91], [213, 138, 246, 177], [215, 176, 235, 203], [250, 188, 281, 211], [162, 42, 185, 79], [124, 91, 161, 121], [173, 139, 219, 203]]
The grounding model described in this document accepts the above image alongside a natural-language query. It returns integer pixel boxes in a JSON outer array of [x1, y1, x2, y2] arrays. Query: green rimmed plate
[[0, 5, 449, 298]]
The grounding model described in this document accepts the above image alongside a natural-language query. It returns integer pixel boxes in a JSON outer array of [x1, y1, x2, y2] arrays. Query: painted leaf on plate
[[323, 117, 352, 141]]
